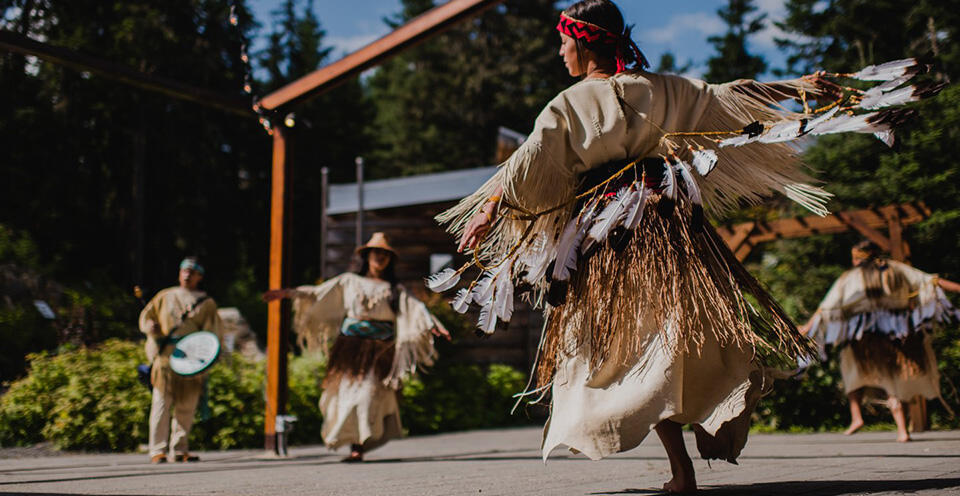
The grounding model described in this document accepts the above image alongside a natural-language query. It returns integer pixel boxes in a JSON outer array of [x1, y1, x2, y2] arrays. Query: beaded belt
[[340, 318, 396, 340]]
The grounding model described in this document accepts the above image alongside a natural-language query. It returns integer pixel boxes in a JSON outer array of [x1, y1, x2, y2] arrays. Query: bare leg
[[888, 397, 911, 442], [654, 420, 696, 494], [844, 389, 865, 435]]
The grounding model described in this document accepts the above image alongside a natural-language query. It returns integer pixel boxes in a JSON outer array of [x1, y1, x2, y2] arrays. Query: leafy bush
[[286, 353, 325, 445], [188, 353, 265, 450], [401, 363, 531, 434], [0, 340, 150, 450], [0, 339, 529, 451]]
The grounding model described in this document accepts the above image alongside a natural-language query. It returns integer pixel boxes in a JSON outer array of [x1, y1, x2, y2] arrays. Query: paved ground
[[1, 428, 958, 496]]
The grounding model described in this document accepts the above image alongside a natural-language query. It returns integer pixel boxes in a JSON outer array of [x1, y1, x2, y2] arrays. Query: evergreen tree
[[775, 0, 960, 79], [704, 0, 768, 82], [0, 0, 269, 293], [0, 0, 275, 373], [656, 52, 693, 75], [364, 0, 571, 178]]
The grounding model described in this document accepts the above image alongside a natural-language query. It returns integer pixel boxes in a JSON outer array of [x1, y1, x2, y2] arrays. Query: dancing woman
[[264, 232, 449, 461], [800, 240, 959, 442], [437, 0, 843, 492]]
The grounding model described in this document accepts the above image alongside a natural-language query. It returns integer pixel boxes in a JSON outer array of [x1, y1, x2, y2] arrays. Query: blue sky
[[247, 0, 793, 79]]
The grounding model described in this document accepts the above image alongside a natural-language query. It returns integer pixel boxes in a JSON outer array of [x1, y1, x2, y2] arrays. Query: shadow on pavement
[[591, 478, 960, 496], [0, 494, 162, 496]]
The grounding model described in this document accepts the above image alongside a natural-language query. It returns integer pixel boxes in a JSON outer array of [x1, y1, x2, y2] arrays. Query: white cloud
[[641, 12, 725, 44], [751, 0, 788, 50]]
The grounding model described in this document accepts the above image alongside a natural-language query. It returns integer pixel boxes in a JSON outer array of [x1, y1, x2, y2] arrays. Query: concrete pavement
[[1, 428, 958, 495]]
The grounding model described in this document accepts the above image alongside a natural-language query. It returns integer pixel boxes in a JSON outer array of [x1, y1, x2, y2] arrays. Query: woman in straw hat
[[800, 240, 960, 442], [264, 232, 450, 462]]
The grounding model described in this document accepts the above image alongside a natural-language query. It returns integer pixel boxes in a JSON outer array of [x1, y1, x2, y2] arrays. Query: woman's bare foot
[[896, 432, 912, 443], [341, 444, 364, 463], [662, 460, 697, 494], [843, 419, 864, 436]]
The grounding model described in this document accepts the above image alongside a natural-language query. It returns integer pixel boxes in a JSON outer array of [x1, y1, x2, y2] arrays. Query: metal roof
[[327, 166, 496, 215]]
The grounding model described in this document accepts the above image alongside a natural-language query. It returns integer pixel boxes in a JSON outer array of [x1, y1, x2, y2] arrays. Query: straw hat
[[356, 232, 397, 257]]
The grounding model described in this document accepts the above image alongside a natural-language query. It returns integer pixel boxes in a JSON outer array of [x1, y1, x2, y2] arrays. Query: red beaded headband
[[556, 12, 650, 72]]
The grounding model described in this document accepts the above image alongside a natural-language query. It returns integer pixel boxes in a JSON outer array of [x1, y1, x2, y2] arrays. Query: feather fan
[[851, 58, 920, 81], [425, 267, 461, 293], [690, 147, 718, 176], [553, 198, 599, 281], [451, 287, 472, 314], [658, 160, 677, 217], [675, 160, 704, 230], [583, 186, 632, 253]]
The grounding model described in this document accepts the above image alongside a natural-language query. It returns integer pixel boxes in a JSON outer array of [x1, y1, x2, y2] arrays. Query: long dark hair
[[852, 240, 908, 300], [354, 249, 400, 312], [563, 0, 640, 73]]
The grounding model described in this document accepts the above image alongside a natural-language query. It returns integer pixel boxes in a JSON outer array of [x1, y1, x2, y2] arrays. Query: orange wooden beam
[[265, 128, 292, 452], [258, 0, 504, 111]]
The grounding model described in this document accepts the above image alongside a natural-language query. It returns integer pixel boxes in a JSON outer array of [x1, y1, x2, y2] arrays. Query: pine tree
[[703, 0, 768, 82], [656, 52, 692, 75], [364, 0, 571, 178]]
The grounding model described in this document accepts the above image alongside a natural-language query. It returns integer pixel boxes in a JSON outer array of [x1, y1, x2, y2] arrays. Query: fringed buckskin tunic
[[293, 273, 440, 451], [439, 71, 822, 463], [808, 261, 957, 403]]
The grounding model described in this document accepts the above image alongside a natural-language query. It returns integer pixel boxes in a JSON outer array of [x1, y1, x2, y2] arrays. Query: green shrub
[[0, 340, 152, 450], [287, 353, 325, 445], [0, 338, 528, 451], [401, 363, 532, 435], [188, 354, 265, 450], [930, 325, 960, 430], [0, 349, 72, 446]]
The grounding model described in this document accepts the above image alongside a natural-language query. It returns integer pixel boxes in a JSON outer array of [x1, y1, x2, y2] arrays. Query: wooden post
[[355, 157, 364, 248], [265, 127, 292, 453], [320, 167, 329, 279]]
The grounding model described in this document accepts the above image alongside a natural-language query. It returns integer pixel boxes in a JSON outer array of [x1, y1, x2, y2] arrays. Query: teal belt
[[340, 318, 395, 340]]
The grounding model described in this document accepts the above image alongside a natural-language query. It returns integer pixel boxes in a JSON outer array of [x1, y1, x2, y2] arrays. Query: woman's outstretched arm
[[938, 277, 960, 294]]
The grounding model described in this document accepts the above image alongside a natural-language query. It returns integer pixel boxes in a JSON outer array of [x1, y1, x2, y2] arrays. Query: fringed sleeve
[[807, 272, 851, 355], [693, 77, 832, 216], [436, 93, 585, 263], [386, 287, 440, 388], [891, 261, 960, 327], [292, 275, 347, 356]]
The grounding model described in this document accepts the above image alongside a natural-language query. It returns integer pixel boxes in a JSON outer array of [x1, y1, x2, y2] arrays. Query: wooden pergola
[[717, 202, 931, 263]]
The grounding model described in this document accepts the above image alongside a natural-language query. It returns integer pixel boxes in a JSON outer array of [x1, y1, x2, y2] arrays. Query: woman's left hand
[[458, 202, 497, 253], [430, 323, 452, 341]]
